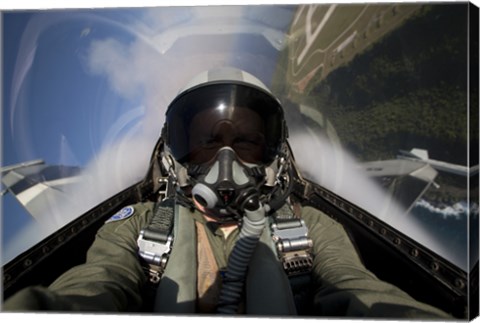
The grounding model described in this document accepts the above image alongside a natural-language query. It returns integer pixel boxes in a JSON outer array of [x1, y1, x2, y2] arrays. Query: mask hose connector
[[216, 198, 266, 314]]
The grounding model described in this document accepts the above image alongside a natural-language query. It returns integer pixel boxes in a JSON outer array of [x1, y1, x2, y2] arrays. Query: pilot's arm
[[302, 206, 452, 318], [3, 203, 155, 312]]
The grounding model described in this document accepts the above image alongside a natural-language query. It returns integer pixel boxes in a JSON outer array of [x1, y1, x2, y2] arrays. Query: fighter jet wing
[[1, 160, 82, 223]]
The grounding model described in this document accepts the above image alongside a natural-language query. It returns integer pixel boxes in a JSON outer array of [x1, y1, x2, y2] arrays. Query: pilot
[[3, 68, 451, 318]]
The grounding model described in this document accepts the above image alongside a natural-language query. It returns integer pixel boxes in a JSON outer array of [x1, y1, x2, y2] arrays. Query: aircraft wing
[[398, 148, 478, 177], [360, 158, 438, 214], [1, 160, 82, 223]]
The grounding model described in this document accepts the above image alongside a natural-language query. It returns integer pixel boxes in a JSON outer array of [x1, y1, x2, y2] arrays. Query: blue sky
[[1, 9, 171, 262], [3, 10, 143, 166], [2, 10, 141, 262]]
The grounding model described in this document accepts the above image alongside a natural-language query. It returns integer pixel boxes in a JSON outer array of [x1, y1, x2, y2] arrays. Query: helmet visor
[[165, 83, 286, 165]]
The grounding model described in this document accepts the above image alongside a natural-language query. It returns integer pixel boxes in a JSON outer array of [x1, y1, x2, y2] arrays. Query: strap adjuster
[[272, 219, 312, 252], [271, 219, 313, 276], [137, 229, 172, 268]]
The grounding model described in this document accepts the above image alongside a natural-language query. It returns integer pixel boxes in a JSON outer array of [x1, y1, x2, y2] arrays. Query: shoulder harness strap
[[137, 200, 314, 284], [137, 198, 175, 284]]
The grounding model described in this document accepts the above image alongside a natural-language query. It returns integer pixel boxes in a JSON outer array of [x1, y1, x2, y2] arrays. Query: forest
[[294, 3, 479, 210], [311, 4, 475, 166]]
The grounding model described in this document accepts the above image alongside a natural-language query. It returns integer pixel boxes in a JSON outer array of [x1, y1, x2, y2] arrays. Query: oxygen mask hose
[[216, 197, 266, 314]]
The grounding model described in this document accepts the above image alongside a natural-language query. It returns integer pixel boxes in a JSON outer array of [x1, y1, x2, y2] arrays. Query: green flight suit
[[2, 202, 452, 318]]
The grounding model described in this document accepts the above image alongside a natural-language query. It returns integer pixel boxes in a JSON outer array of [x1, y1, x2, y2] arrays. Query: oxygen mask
[[189, 147, 266, 221]]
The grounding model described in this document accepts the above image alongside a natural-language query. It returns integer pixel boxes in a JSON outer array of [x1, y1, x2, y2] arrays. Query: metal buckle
[[271, 220, 313, 253], [281, 251, 313, 276], [271, 219, 313, 276], [147, 266, 162, 284], [137, 230, 172, 267]]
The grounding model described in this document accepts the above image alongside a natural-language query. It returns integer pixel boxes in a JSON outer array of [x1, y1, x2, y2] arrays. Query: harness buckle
[[137, 229, 172, 271], [281, 251, 314, 276], [271, 219, 313, 276], [147, 266, 162, 284]]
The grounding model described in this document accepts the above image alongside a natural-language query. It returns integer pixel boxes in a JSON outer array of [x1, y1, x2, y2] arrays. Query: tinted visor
[[165, 83, 286, 165]]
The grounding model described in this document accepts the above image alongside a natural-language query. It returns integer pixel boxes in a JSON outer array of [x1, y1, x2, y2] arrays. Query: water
[[411, 199, 477, 271]]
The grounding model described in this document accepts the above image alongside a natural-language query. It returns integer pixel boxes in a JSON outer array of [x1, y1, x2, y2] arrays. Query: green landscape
[[311, 4, 474, 166], [303, 4, 477, 207]]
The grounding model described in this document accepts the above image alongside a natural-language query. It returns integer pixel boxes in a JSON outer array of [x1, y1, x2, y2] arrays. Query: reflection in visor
[[188, 108, 266, 164], [165, 83, 286, 165]]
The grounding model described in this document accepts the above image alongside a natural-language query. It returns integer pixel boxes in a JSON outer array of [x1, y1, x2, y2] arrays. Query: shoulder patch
[[106, 206, 135, 223]]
